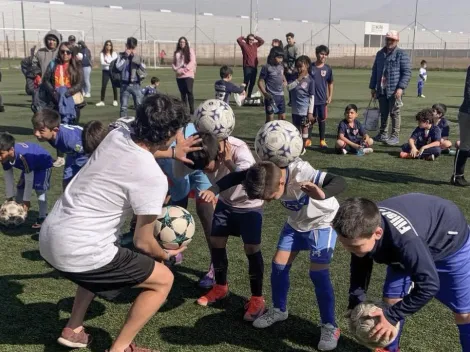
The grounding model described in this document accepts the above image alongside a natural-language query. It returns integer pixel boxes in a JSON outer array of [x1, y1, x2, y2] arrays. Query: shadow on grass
[[3, 102, 33, 109], [0, 274, 112, 352], [0, 125, 33, 135], [0, 210, 39, 237]]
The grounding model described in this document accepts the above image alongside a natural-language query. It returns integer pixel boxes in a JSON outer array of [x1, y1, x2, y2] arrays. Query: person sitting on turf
[[335, 104, 374, 155], [432, 103, 453, 152], [400, 108, 441, 161], [332, 193, 470, 352]]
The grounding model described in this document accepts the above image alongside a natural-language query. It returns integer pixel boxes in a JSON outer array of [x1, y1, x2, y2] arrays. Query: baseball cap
[[68, 35, 76, 42], [385, 30, 399, 41]]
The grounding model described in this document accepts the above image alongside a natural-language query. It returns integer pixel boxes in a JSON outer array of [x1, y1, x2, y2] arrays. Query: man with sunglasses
[[237, 34, 265, 98], [370, 30, 411, 146]]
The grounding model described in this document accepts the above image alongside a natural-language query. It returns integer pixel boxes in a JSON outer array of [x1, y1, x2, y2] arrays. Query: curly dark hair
[[415, 108, 434, 124], [175, 36, 191, 65], [295, 55, 311, 68], [131, 94, 190, 146], [82, 120, 109, 155]]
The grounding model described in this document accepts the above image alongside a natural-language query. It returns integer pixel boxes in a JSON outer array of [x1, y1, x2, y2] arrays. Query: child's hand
[[175, 134, 202, 165], [263, 92, 273, 100], [299, 181, 325, 200], [23, 201, 31, 212], [418, 147, 426, 157], [410, 147, 419, 158], [199, 190, 216, 203], [221, 141, 232, 162], [307, 113, 316, 124]]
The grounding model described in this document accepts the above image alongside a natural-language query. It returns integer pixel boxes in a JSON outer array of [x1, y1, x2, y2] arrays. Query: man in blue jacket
[[370, 30, 411, 146]]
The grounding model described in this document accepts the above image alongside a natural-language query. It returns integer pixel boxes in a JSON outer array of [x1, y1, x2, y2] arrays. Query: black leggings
[[100, 70, 118, 101], [243, 66, 258, 98], [176, 78, 195, 114]]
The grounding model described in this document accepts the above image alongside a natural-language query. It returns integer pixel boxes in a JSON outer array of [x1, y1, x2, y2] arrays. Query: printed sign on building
[[364, 22, 390, 35]]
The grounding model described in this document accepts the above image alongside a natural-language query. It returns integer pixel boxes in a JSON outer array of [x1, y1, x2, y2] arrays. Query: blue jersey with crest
[[309, 63, 333, 105], [410, 125, 441, 149], [2, 142, 53, 173], [49, 124, 88, 168]]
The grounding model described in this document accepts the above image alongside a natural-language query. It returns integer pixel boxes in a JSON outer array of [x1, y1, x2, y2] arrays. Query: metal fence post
[[233, 43, 236, 67], [442, 41, 446, 69], [213, 42, 216, 66], [353, 44, 357, 69]]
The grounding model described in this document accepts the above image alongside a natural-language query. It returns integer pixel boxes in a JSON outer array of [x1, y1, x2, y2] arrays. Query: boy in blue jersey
[[432, 103, 453, 151], [214, 65, 245, 104], [336, 104, 374, 155], [0, 132, 53, 228], [32, 108, 88, 190], [332, 193, 470, 352], [200, 160, 346, 351], [288, 55, 315, 152], [142, 76, 159, 97], [309, 45, 334, 149], [400, 108, 441, 160], [258, 46, 287, 123]]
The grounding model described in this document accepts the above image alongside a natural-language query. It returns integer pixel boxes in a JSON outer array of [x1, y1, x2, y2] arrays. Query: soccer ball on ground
[[348, 301, 400, 349], [0, 201, 27, 227], [154, 206, 195, 250], [254, 120, 303, 168], [193, 99, 235, 139]]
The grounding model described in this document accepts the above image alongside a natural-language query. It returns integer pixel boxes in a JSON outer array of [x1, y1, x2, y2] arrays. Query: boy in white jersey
[[201, 159, 346, 351], [418, 60, 427, 98], [176, 131, 266, 321]]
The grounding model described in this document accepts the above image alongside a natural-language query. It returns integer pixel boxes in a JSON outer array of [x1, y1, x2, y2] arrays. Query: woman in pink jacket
[[172, 37, 197, 114]]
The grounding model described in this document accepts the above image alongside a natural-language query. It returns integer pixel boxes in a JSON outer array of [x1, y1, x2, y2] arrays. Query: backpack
[[109, 58, 122, 88]]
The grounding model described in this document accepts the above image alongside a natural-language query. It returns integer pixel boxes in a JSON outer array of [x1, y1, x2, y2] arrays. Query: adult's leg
[[131, 85, 143, 111], [377, 95, 391, 137], [389, 95, 401, 139], [0, 92, 4, 111], [248, 67, 258, 98], [120, 85, 130, 117], [243, 67, 251, 95], [65, 286, 96, 331], [101, 70, 109, 101], [185, 78, 195, 115], [176, 78, 188, 106], [452, 112, 470, 185], [83, 67, 92, 95]]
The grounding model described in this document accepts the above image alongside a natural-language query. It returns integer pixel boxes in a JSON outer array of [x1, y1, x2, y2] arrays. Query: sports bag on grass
[[363, 98, 380, 131]]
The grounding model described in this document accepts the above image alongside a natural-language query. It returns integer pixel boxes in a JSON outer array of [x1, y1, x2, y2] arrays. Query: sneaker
[[301, 148, 307, 156], [449, 149, 457, 156], [57, 327, 91, 348], [341, 148, 348, 155], [320, 140, 328, 149], [84, 93, 91, 98], [53, 157, 65, 168], [385, 136, 400, 145], [253, 307, 288, 328], [244, 296, 266, 322], [318, 323, 340, 351], [425, 154, 435, 161], [113, 100, 119, 107], [198, 266, 215, 289], [418, 95, 426, 98], [363, 148, 374, 154], [32, 217, 46, 229], [305, 139, 312, 148], [106, 342, 159, 352], [373, 133, 389, 143], [196, 284, 228, 306], [96, 101, 105, 107], [451, 175, 470, 187]]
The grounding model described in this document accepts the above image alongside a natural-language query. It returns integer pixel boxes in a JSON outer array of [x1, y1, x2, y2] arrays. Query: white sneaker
[[96, 101, 105, 107], [53, 157, 65, 168], [252, 307, 288, 329], [301, 148, 307, 156], [341, 148, 348, 155], [113, 100, 118, 107], [363, 148, 374, 154], [318, 323, 340, 351], [84, 93, 91, 98]]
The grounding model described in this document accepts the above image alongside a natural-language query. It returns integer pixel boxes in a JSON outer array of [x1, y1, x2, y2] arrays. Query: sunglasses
[[60, 50, 72, 55], [106, 43, 112, 46]]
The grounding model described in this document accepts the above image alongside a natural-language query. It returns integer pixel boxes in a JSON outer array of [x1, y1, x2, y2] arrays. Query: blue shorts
[[64, 155, 87, 181], [292, 114, 308, 128], [211, 200, 263, 245], [383, 230, 470, 314], [18, 169, 52, 191], [265, 95, 286, 115], [313, 104, 328, 121], [277, 223, 338, 264]]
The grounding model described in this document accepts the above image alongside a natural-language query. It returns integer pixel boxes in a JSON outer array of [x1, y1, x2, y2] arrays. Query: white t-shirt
[[39, 127, 168, 273], [100, 52, 118, 71], [418, 67, 427, 82], [280, 158, 339, 232]]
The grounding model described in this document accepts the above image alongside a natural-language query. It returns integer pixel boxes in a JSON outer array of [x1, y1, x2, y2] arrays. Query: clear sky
[[17, 0, 470, 33]]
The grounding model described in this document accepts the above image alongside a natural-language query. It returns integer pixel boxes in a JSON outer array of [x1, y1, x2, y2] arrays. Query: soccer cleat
[[57, 327, 91, 348], [253, 307, 288, 328], [113, 100, 119, 107], [244, 296, 266, 322], [196, 284, 228, 306], [425, 155, 435, 161], [373, 133, 389, 143], [95, 101, 105, 107], [53, 157, 65, 168], [318, 323, 340, 351], [305, 139, 312, 148], [320, 140, 328, 149], [363, 148, 374, 154], [451, 175, 470, 187], [198, 266, 215, 289], [385, 136, 400, 146]]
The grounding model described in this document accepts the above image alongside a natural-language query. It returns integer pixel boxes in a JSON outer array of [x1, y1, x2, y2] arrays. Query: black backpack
[[109, 57, 122, 88]]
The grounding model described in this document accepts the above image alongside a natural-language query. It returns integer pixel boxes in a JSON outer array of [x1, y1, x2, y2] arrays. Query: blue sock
[[309, 269, 336, 327], [458, 323, 470, 352], [271, 262, 291, 312], [384, 318, 403, 352]]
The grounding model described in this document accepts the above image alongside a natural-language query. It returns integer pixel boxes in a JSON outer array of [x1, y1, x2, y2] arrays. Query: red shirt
[[237, 36, 264, 68]]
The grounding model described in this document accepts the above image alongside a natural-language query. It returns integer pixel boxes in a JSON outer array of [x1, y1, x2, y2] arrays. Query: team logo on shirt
[[349, 128, 359, 136], [301, 81, 308, 89], [281, 194, 309, 211], [321, 70, 327, 77], [74, 144, 83, 153], [379, 208, 414, 235]]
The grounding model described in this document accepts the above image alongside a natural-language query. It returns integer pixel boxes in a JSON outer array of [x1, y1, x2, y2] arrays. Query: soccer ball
[[348, 301, 400, 349], [254, 120, 303, 168], [154, 206, 196, 250], [194, 99, 235, 139], [0, 201, 27, 227]]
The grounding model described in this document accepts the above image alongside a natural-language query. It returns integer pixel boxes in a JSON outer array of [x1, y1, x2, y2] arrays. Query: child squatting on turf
[[336, 104, 374, 155], [432, 103, 453, 152], [0, 132, 53, 229], [32, 108, 88, 190], [332, 193, 470, 352], [200, 159, 347, 351], [214, 65, 246, 104], [400, 108, 441, 160], [39, 94, 201, 352], [175, 131, 267, 322]]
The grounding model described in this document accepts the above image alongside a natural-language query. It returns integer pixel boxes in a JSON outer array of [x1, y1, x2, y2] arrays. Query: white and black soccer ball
[[194, 99, 235, 139], [154, 206, 196, 250], [0, 201, 27, 227], [254, 120, 303, 168]]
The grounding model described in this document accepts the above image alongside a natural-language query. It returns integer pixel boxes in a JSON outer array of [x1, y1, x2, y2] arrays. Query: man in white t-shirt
[[39, 95, 191, 352]]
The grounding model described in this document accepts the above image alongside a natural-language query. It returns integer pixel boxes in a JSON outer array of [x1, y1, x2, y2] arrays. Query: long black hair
[[174, 36, 191, 65], [101, 40, 113, 55], [57, 41, 83, 85]]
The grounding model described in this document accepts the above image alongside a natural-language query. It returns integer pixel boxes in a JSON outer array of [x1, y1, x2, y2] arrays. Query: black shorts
[[58, 247, 155, 301]]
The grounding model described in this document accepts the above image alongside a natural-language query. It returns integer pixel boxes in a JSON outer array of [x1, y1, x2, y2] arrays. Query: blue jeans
[[83, 66, 92, 95], [120, 84, 143, 117]]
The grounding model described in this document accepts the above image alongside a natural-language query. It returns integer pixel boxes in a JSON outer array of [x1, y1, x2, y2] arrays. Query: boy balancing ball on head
[[39, 95, 197, 352], [32, 108, 88, 190], [332, 193, 470, 352], [0, 132, 53, 229], [400, 108, 441, 161], [336, 104, 374, 155]]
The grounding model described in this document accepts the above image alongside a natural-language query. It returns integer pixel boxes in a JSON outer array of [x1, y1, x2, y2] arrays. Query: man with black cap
[[68, 35, 80, 56]]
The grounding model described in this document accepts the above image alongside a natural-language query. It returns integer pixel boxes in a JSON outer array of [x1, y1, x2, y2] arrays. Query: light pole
[[411, 0, 419, 66], [327, 0, 332, 48]]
